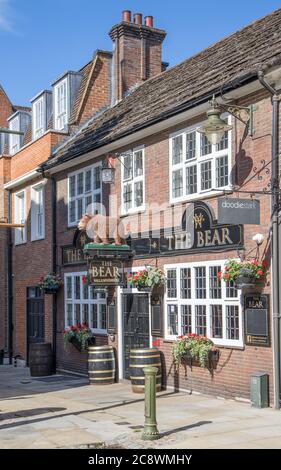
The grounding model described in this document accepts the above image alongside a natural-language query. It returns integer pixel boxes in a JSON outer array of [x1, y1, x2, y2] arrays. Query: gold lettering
[[212, 229, 222, 246]]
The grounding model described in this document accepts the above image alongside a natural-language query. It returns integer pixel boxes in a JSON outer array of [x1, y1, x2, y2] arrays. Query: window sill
[[120, 207, 146, 218], [169, 188, 233, 206], [163, 338, 245, 350], [14, 241, 27, 246], [31, 236, 45, 242]]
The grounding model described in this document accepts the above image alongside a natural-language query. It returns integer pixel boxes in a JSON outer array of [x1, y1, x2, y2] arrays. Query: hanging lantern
[[101, 155, 116, 184], [197, 96, 233, 145]]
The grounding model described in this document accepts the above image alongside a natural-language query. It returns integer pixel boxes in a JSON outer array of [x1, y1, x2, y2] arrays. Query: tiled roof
[[41, 8, 281, 170]]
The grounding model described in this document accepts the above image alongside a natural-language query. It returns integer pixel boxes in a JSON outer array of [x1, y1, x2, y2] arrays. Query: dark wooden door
[[27, 287, 45, 362], [123, 293, 150, 378]]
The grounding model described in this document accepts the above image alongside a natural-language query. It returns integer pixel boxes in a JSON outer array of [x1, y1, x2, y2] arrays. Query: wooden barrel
[[29, 343, 53, 377], [88, 345, 116, 385], [129, 348, 162, 393]]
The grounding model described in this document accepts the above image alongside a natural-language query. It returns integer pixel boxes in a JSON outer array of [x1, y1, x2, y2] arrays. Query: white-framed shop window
[[54, 78, 67, 130], [169, 118, 231, 203], [164, 260, 242, 347], [64, 272, 107, 334], [14, 190, 26, 245], [68, 163, 102, 226], [32, 97, 44, 140], [121, 146, 145, 214], [31, 183, 45, 241]]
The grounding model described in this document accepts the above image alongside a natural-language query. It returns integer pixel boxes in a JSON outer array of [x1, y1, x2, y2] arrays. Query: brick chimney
[[109, 11, 166, 101]]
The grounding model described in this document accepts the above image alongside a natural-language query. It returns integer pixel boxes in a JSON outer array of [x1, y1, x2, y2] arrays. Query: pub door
[[122, 293, 150, 379], [26, 287, 45, 364]]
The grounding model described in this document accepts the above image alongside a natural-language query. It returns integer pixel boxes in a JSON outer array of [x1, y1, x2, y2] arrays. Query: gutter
[[41, 70, 259, 171], [258, 71, 280, 410]]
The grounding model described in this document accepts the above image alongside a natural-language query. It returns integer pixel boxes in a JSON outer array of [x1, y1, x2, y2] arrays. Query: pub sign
[[89, 260, 122, 287], [244, 294, 270, 347]]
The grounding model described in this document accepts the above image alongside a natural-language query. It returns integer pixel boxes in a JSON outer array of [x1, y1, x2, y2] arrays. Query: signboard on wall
[[89, 260, 122, 286], [244, 294, 270, 347], [218, 198, 260, 225]]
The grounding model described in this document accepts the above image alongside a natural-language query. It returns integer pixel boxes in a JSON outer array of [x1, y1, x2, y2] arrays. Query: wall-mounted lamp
[[197, 95, 254, 145], [252, 233, 265, 246], [101, 155, 116, 184]]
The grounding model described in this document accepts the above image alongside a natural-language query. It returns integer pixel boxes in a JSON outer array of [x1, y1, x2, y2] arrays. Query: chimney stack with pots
[[109, 11, 166, 102]]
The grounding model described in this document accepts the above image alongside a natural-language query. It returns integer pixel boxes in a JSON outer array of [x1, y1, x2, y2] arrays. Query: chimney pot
[[134, 13, 142, 25], [144, 16, 153, 28], [122, 10, 131, 22]]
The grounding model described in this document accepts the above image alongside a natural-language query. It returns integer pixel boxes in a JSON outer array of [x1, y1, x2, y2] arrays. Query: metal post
[[142, 366, 160, 441]]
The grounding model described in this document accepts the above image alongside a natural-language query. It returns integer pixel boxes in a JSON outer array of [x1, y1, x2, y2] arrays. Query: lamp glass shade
[[101, 167, 115, 184], [205, 129, 225, 146]]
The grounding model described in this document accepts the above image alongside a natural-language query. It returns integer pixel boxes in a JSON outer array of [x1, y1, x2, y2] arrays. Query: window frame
[[121, 146, 145, 215], [64, 272, 107, 335], [54, 78, 68, 131], [31, 183, 45, 241], [67, 162, 102, 227], [169, 117, 231, 203], [14, 189, 26, 245], [164, 260, 242, 347], [9, 116, 20, 155], [32, 97, 44, 140]]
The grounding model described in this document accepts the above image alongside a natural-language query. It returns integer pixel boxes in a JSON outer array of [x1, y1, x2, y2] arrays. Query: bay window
[[165, 260, 242, 346]]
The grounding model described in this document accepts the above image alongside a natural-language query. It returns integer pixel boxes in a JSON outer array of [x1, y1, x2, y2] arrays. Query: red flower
[[217, 271, 222, 279], [257, 269, 263, 277], [224, 273, 230, 280], [262, 260, 268, 268]]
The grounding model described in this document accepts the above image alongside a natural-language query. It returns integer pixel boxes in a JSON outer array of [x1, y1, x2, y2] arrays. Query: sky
[[0, 0, 281, 106]]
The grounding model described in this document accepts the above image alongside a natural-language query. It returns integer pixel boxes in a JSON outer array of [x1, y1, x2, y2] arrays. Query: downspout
[[7, 189, 13, 364], [258, 71, 280, 409], [40, 169, 57, 372]]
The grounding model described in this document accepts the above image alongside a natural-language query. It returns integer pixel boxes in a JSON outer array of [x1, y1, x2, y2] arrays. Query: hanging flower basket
[[217, 259, 268, 289], [172, 333, 219, 370], [38, 274, 63, 294], [127, 267, 165, 291]]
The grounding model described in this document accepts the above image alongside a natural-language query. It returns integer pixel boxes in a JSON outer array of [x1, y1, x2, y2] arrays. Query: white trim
[[31, 182, 45, 241], [14, 189, 26, 245], [67, 162, 102, 227], [32, 96, 45, 140], [46, 79, 266, 175], [121, 145, 145, 215], [54, 78, 68, 131], [164, 260, 243, 347], [4, 169, 40, 190]]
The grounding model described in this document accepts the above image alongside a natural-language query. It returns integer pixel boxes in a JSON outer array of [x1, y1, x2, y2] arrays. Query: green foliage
[[217, 259, 268, 282], [63, 323, 93, 352], [127, 267, 165, 289], [172, 334, 217, 369]]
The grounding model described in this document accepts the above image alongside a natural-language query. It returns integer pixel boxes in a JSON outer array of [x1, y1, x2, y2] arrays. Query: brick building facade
[[1, 9, 281, 405]]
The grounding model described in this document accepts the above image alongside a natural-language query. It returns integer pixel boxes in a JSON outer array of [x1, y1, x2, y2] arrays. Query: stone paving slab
[[0, 365, 281, 449]]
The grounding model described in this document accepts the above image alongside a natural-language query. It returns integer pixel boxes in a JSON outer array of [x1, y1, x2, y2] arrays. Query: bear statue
[[78, 213, 125, 245]]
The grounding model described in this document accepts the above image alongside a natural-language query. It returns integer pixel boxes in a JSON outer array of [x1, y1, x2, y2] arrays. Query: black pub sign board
[[218, 197, 260, 225], [130, 202, 243, 256], [244, 294, 270, 346], [89, 260, 122, 287]]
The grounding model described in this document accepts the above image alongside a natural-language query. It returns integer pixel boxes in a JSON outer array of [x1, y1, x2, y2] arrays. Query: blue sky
[[1, 0, 281, 106]]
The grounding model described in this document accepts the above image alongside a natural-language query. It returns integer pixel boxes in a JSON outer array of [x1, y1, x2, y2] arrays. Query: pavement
[[0, 365, 281, 449]]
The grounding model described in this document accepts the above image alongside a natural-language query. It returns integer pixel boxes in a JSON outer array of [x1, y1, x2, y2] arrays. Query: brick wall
[[53, 87, 275, 400]]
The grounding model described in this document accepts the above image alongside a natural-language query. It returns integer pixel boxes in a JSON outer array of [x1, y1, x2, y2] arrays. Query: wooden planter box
[[70, 336, 96, 352]]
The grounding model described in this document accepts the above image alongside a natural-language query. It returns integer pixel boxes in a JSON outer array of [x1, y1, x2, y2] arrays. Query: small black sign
[[218, 198, 260, 225], [244, 294, 269, 346]]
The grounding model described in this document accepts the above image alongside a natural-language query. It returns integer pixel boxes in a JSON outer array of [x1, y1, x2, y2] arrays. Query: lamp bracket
[[219, 103, 255, 136]]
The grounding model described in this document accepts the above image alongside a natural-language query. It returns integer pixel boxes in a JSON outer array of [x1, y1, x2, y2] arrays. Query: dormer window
[[33, 98, 44, 139], [54, 79, 67, 130], [31, 90, 52, 141], [9, 116, 20, 155], [52, 71, 82, 132]]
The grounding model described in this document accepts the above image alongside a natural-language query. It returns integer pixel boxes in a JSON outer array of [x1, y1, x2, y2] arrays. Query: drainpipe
[[258, 71, 280, 409], [39, 169, 57, 372], [7, 189, 13, 364]]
